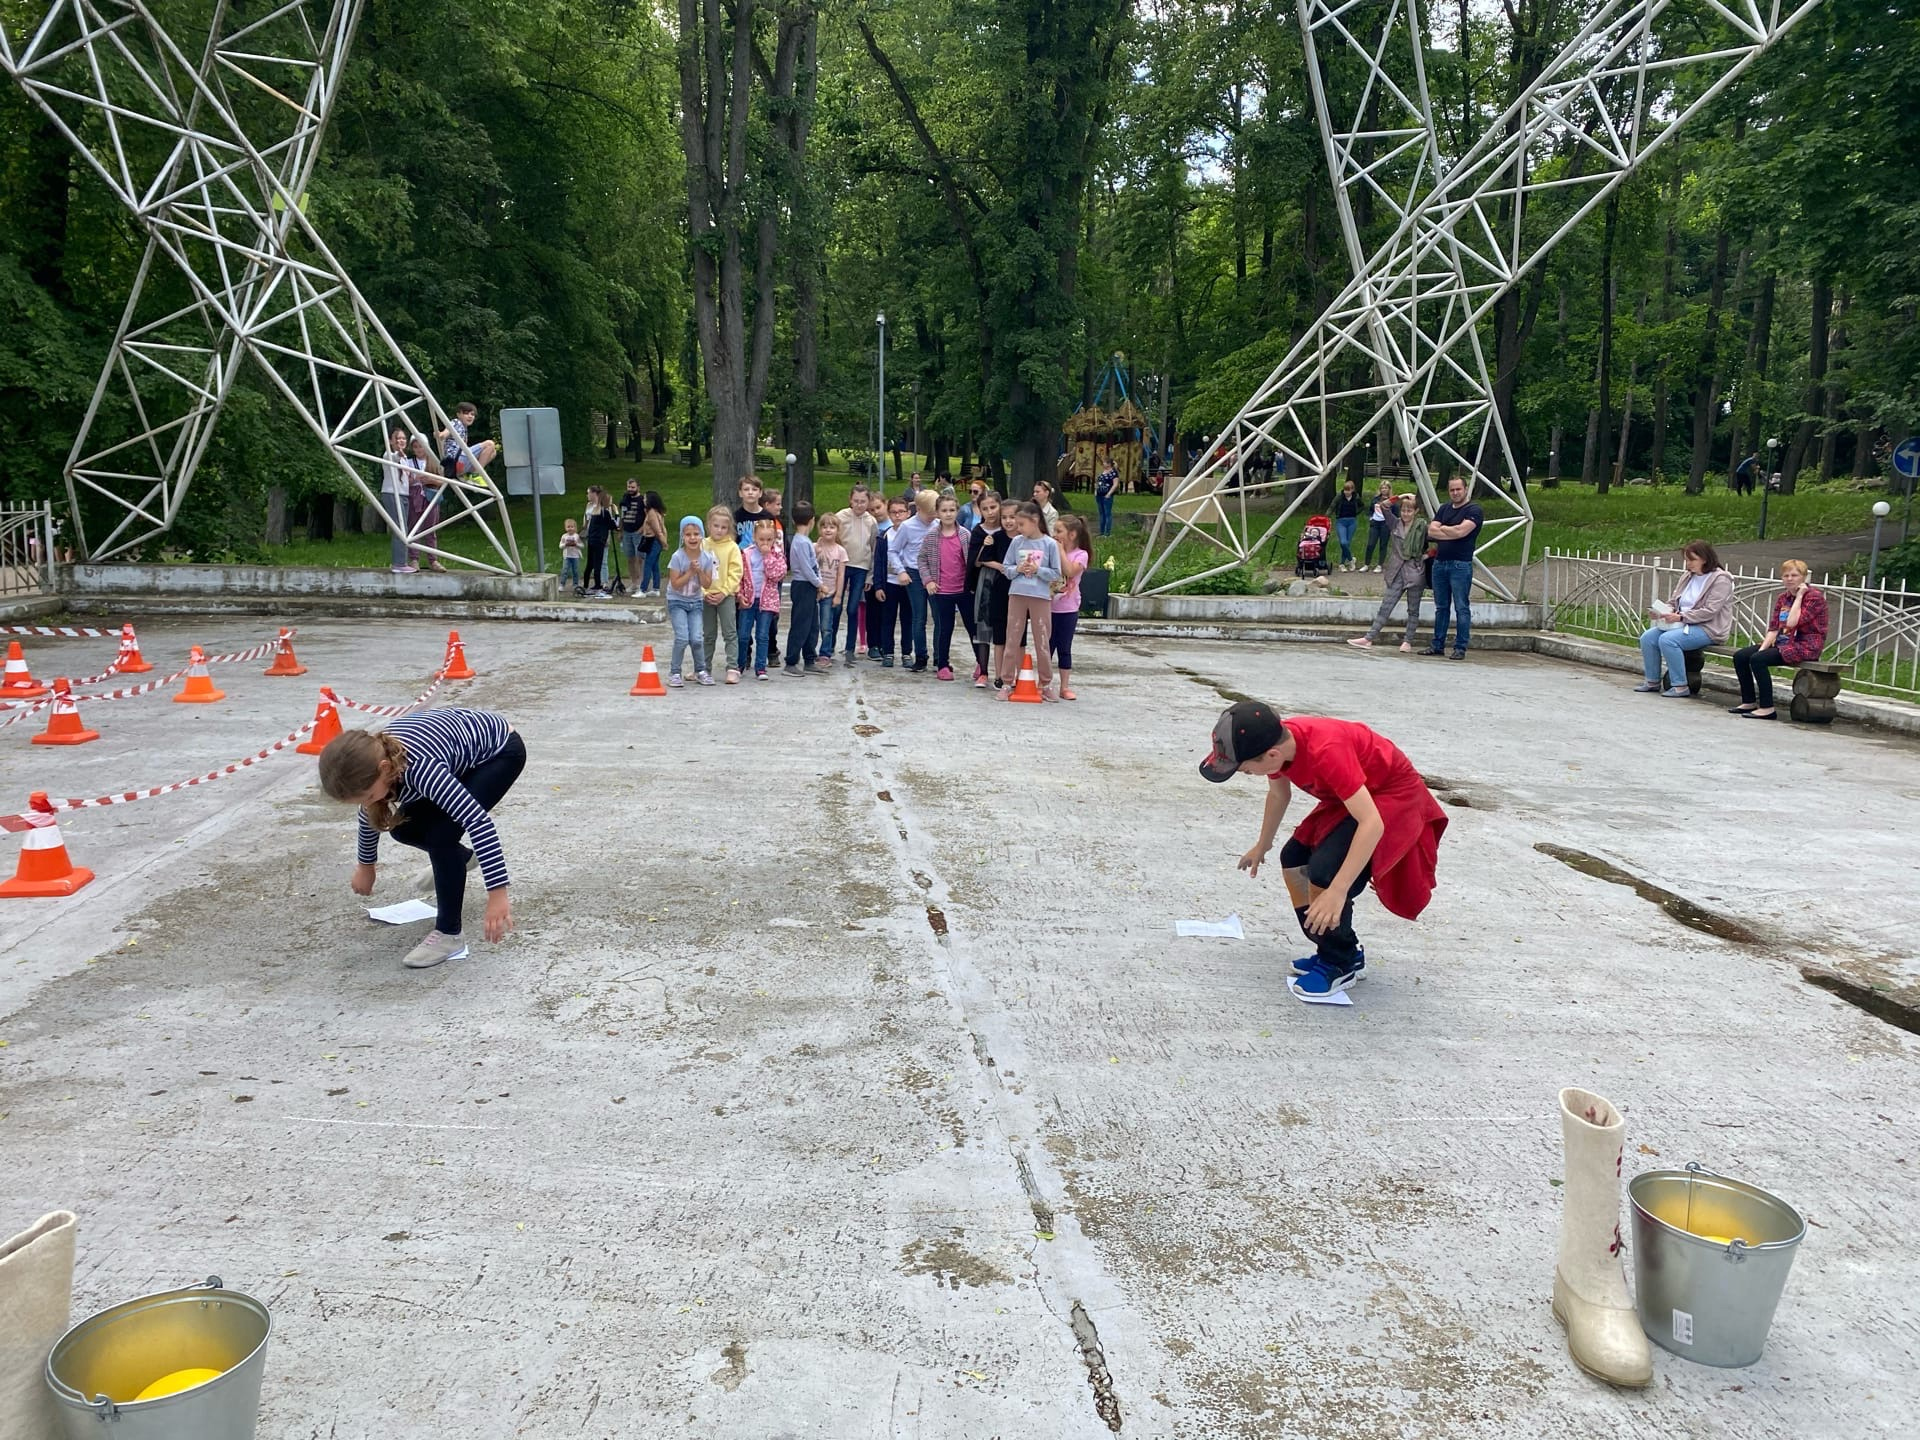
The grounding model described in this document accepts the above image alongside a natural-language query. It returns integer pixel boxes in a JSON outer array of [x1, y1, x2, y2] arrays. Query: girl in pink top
[[918, 495, 973, 680], [1051, 515, 1091, 700], [815, 512, 849, 671]]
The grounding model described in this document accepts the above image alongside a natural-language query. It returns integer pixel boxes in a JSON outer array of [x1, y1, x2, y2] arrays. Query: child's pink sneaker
[[936, 666, 954, 681]]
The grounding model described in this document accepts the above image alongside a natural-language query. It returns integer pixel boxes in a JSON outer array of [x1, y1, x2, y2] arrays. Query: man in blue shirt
[[1423, 475, 1483, 660]]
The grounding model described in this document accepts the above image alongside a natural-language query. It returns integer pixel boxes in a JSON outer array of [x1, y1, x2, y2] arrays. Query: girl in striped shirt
[[320, 709, 526, 969]]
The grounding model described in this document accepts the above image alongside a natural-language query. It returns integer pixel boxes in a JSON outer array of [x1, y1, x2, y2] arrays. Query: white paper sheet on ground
[[1175, 914, 1245, 939], [367, 898, 438, 925], [1293, 988, 1354, 1007]]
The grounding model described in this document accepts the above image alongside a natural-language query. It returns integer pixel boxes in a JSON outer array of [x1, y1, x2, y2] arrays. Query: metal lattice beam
[[1134, 0, 1824, 599], [0, 0, 522, 572]]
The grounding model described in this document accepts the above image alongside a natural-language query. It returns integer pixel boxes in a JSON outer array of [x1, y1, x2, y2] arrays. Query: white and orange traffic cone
[[0, 642, 47, 699], [114, 623, 154, 674], [30, 679, 99, 747], [1006, 650, 1044, 703], [630, 644, 667, 697], [296, 687, 344, 756], [172, 645, 225, 704], [263, 628, 307, 676], [0, 793, 94, 898], [442, 630, 476, 680]]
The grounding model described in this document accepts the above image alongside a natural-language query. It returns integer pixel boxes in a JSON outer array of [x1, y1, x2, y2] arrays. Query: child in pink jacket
[[736, 517, 789, 679]]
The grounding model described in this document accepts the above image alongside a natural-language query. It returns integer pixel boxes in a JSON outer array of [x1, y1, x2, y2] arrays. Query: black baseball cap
[[1199, 700, 1286, 782]]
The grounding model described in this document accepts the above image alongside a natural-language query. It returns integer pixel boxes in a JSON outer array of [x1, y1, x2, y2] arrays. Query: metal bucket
[[1629, 1163, 1806, 1368], [44, 1276, 271, 1439]]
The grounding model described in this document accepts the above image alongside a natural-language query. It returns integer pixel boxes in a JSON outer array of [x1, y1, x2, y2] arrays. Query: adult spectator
[[1733, 452, 1757, 497], [1095, 453, 1120, 537], [834, 484, 878, 664], [617, 478, 647, 594], [1332, 477, 1362, 570], [958, 477, 986, 531], [1346, 494, 1427, 652], [381, 425, 415, 574], [1729, 558, 1828, 720], [1032, 479, 1060, 533], [1634, 541, 1734, 696], [1423, 476, 1482, 660]]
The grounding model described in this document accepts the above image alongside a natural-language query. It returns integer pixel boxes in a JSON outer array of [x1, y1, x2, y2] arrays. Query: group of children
[[654, 475, 1092, 698]]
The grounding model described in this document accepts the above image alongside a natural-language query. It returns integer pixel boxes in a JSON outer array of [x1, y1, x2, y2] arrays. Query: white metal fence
[[0, 502, 56, 599], [1542, 548, 1919, 704]]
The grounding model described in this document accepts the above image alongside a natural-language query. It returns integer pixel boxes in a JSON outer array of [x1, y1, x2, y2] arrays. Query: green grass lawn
[[263, 457, 1891, 580]]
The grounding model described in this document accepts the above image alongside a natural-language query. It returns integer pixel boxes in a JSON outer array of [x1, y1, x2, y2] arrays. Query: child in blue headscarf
[[666, 515, 718, 687]]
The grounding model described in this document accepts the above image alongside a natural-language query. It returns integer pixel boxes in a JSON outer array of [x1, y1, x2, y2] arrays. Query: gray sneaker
[[403, 930, 469, 969]]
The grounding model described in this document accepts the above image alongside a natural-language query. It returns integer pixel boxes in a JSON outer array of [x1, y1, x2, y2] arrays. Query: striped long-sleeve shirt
[[355, 709, 515, 890]]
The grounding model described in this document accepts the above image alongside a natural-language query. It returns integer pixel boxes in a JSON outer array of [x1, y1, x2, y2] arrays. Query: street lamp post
[[1868, 500, 1892, 588], [785, 451, 797, 498], [876, 313, 887, 491], [1759, 437, 1780, 539]]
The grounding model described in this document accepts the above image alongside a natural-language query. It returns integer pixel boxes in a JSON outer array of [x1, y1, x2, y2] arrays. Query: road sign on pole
[[501, 407, 565, 570], [1892, 436, 1920, 479]]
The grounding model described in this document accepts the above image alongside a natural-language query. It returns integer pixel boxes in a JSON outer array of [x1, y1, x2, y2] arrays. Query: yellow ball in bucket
[[134, 1366, 224, 1400]]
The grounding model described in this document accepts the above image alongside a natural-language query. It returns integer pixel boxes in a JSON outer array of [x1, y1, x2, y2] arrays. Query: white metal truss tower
[[0, 0, 523, 572], [1134, 0, 1825, 598]]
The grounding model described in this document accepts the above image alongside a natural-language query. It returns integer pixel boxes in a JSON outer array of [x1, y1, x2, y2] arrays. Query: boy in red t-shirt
[[1201, 700, 1448, 1003]]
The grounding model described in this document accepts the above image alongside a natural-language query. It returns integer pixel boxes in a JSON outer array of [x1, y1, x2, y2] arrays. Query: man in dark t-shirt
[[1424, 475, 1483, 659], [616, 479, 646, 595]]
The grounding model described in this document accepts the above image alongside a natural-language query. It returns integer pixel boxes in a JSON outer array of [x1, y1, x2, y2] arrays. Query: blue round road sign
[[1895, 436, 1920, 480]]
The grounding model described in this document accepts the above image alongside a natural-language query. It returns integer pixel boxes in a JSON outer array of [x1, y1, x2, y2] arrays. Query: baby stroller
[[1296, 515, 1332, 577]]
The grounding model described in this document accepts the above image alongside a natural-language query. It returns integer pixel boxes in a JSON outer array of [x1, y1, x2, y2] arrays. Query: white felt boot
[[1, 1210, 77, 1438], [1553, 1089, 1653, 1387]]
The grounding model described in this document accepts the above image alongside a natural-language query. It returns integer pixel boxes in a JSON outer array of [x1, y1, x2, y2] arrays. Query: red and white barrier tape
[[328, 669, 448, 718], [0, 719, 319, 833], [0, 623, 116, 639], [0, 633, 287, 727]]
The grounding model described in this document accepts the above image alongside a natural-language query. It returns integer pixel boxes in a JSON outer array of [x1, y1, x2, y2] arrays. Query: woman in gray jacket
[[1635, 541, 1734, 696]]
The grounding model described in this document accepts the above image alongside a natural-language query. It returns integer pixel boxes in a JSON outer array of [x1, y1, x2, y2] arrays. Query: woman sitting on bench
[[1635, 541, 1734, 696], [1729, 558, 1829, 720]]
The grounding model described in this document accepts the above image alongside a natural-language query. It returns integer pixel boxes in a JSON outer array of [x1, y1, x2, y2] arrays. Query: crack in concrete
[[1071, 1301, 1125, 1432]]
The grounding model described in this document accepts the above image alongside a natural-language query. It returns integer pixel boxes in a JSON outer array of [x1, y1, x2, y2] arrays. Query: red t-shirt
[[1270, 716, 1448, 920]]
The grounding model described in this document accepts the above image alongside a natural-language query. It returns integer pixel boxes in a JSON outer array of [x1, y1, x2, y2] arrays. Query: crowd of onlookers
[[378, 403, 499, 574], [642, 473, 1091, 699]]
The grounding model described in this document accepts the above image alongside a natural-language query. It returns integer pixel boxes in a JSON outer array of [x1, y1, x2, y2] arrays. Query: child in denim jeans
[[736, 518, 788, 679], [666, 516, 717, 687], [559, 520, 583, 591]]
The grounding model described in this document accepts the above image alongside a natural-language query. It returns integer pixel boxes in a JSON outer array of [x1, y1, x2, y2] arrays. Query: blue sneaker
[[882, 655, 895, 668], [1289, 957, 1364, 1003], [1290, 947, 1364, 979]]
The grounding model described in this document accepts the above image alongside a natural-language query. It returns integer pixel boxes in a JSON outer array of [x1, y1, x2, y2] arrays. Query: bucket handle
[[1684, 1162, 1752, 1263], [87, 1279, 229, 1420]]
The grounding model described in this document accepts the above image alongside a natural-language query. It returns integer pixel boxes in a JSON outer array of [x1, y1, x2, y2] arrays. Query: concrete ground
[[2, 618, 1916, 1439]]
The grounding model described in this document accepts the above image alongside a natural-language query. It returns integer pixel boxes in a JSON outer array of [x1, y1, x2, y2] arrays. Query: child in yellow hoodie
[[701, 503, 745, 683]]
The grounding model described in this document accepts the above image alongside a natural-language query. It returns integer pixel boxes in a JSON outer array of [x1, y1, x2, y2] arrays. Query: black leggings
[[1733, 644, 1786, 707], [583, 536, 608, 589], [391, 733, 526, 934], [1278, 815, 1374, 968], [1051, 611, 1079, 670]]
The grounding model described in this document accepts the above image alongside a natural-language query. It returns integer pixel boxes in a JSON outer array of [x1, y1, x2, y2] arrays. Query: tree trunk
[[1742, 268, 1776, 490], [1545, 284, 1567, 487], [648, 338, 671, 455], [1594, 196, 1620, 496], [264, 487, 288, 547], [604, 412, 620, 460], [623, 369, 645, 461], [1650, 212, 1676, 478], [332, 498, 357, 538], [1780, 276, 1832, 494], [1686, 229, 1731, 494], [1852, 419, 1872, 480], [1818, 292, 1849, 482]]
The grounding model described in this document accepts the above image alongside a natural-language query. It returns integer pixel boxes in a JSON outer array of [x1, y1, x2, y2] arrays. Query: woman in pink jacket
[[735, 518, 788, 679]]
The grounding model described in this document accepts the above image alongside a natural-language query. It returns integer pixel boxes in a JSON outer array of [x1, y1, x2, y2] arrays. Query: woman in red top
[[1729, 558, 1828, 720], [1201, 700, 1448, 1003]]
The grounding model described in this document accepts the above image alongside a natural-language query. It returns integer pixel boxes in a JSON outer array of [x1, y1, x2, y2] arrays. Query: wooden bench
[[1684, 646, 1844, 723]]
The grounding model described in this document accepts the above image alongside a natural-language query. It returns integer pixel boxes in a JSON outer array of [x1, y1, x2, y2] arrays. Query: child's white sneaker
[[667, 673, 684, 688], [697, 671, 715, 686]]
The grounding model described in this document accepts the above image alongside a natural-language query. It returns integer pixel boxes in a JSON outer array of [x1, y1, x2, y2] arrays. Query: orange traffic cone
[[0, 642, 47, 699], [0, 793, 94, 898], [30, 679, 99, 746], [442, 630, 476, 680], [1006, 650, 1044, 703], [172, 645, 225, 704], [263, 627, 307, 676], [630, 644, 667, 697], [296, 687, 344, 755], [115, 623, 154, 673]]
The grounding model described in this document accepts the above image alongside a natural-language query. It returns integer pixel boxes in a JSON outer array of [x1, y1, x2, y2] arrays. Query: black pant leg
[[1753, 646, 1783, 707], [1296, 816, 1374, 968], [388, 735, 525, 935]]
